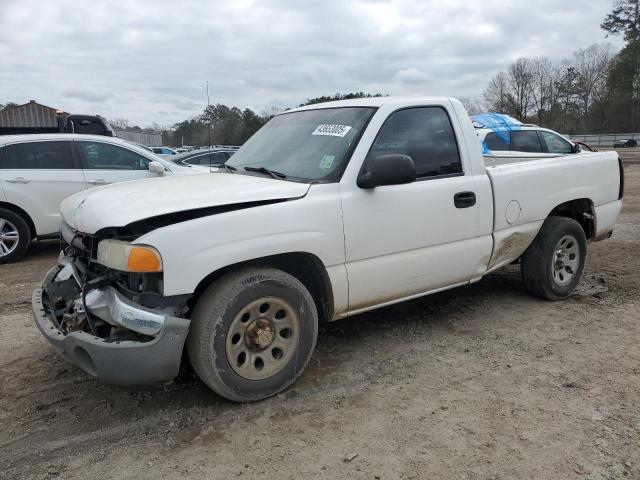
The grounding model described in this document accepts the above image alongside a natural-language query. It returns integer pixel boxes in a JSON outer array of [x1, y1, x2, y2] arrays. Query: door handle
[[6, 177, 30, 184], [454, 191, 476, 208], [88, 179, 107, 185]]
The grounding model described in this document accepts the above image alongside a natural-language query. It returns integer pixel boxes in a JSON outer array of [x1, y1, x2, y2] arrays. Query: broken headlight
[[96, 239, 163, 273]]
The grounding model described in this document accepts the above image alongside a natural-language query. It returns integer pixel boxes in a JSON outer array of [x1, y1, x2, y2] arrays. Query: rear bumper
[[32, 281, 191, 386]]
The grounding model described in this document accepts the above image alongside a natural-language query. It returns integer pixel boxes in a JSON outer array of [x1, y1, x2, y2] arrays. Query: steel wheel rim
[[0, 218, 19, 257], [225, 296, 300, 381], [551, 234, 580, 286]]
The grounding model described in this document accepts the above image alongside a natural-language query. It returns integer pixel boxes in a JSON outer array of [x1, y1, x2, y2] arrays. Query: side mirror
[[148, 161, 165, 175], [571, 143, 580, 154], [357, 154, 416, 189]]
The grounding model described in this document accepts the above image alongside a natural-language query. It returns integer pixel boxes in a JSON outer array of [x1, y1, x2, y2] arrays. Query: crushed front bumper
[[32, 267, 191, 386]]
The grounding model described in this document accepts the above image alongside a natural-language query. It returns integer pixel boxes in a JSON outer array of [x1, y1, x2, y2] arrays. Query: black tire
[[0, 208, 31, 264], [521, 216, 587, 300], [187, 267, 318, 402]]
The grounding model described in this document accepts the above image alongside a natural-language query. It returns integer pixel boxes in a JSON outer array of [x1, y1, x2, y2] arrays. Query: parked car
[[613, 139, 638, 148], [33, 97, 623, 402], [0, 134, 200, 263], [150, 146, 177, 157], [473, 114, 581, 156], [169, 149, 236, 167]]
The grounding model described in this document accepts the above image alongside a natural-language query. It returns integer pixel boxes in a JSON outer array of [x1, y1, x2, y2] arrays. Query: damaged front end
[[32, 224, 191, 385]]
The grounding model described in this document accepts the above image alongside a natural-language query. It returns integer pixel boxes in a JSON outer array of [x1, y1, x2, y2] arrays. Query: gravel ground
[[1, 163, 638, 480]]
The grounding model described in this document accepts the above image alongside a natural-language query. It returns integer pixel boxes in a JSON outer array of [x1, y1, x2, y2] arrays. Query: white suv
[[0, 134, 199, 263]]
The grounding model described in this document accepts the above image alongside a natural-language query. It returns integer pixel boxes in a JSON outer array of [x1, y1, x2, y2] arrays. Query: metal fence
[[115, 130, 162, 147], [568, 133, 640, 147]]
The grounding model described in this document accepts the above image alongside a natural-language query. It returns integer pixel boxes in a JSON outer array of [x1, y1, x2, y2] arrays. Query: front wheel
[[187, 267, 318, 402], [521, 216, 587, 300]]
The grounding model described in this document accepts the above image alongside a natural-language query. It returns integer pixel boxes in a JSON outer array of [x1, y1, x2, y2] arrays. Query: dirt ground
[[1, 163, 639, 480]]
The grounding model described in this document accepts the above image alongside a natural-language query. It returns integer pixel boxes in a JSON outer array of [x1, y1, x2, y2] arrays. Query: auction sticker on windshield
[[312, 124, 352, 137]]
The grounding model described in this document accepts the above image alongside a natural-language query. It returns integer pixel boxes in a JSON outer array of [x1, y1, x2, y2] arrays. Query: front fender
[[133, 184, 345, 297]]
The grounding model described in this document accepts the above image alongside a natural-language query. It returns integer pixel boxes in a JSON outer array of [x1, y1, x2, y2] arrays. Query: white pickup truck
[[33, 97, 624, 402]]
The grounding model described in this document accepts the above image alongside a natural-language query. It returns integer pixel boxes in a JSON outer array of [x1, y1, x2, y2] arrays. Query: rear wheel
[[521, 216, 587, 300], [0, 208, 31, 264], [187, 267, 318, 402]]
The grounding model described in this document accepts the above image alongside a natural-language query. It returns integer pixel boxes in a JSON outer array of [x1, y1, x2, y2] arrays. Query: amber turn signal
[[127, 246, 162, 272]]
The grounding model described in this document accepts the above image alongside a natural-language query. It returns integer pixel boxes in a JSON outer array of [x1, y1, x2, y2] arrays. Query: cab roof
[[284, 96, 456, 113]]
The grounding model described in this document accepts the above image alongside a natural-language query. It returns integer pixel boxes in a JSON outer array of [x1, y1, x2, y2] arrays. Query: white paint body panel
[[136, 184, 346, 309], [55, 97, 623, 319], [60, 173, 310, 234], [2, 168, 86, 235]]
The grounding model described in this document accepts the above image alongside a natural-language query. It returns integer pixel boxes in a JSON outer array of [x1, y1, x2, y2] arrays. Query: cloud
[[0, 0, 625, 126], [61, 89, 112, 103], [393, 68, 431, 85]]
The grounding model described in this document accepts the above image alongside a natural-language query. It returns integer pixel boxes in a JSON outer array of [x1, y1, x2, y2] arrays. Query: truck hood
[[60, 173, 310, 234]]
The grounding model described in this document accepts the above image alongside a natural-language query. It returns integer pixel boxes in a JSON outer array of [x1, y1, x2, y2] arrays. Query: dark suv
[[613, 139, 638, 148]]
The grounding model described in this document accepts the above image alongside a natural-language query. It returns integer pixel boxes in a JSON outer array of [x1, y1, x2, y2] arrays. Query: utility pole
[[206, 81, 212, 148]]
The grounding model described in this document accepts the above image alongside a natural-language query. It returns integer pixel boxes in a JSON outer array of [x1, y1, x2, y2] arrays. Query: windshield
[[226, 107, 376, 182]]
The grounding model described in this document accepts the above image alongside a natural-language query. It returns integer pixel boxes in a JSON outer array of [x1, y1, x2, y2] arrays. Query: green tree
[[299, 92, 385, 107], [0, 102, 18, 111], [601, 0, 640, 42], [601, 0, 640, 131]]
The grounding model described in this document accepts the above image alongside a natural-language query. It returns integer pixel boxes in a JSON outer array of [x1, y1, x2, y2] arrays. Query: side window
[[510, 131, 543, 153], [484, 132, 509, 151], [368, 107, 462, 178], [76, 141, 150, 170], [0, 141, 75, 169], [539, 131, 573, 154], [0, 144, 22, 169], [212, 152, 228, 164], [71, 119, 106, 136], [187, 154, 208, 165]]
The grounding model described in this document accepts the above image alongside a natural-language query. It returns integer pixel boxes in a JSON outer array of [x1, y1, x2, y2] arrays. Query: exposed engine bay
[[43, 227, 188, 342]]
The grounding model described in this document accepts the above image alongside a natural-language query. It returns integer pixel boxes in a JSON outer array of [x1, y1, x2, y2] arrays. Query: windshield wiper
[[244, 166, 287, 179]]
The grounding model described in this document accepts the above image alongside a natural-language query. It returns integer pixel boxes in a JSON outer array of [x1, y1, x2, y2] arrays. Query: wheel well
[[190, 252, 334, 323], [0, 202, 37, 238], [549, 199, 595, 240]]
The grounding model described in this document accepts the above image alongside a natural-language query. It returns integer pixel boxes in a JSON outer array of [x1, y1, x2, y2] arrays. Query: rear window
[[0, 141, 75, 169]]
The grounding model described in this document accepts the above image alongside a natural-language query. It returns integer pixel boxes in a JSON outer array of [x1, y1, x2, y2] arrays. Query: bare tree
[[484, 71, 512, 113], [260, 106, 284, 119], [458, 97, 485, 115], [507, 58, 535, 120], [571, 44, 614, 129], [109, 118, 131, 130], [530, 56, 555, 125]]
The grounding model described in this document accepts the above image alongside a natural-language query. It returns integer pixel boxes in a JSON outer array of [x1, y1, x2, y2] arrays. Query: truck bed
[[483, 150, 622, 272]]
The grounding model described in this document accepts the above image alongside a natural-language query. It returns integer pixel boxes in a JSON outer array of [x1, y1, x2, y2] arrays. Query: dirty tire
[[521, 216, 587, 300], [0, 208, 31, 264], [187, 267, 318, 402]]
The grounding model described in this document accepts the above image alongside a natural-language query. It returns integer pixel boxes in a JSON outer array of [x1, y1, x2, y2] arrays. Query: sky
[[0, 0, 625, 127]]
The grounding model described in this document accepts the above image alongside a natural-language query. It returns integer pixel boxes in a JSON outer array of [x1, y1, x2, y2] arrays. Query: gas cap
[[505, 200, 522, 225]]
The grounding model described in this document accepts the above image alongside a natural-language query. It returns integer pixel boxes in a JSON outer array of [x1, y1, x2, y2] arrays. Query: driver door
[[340, 106, 493, 313], [74, 140, 159, 187]]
